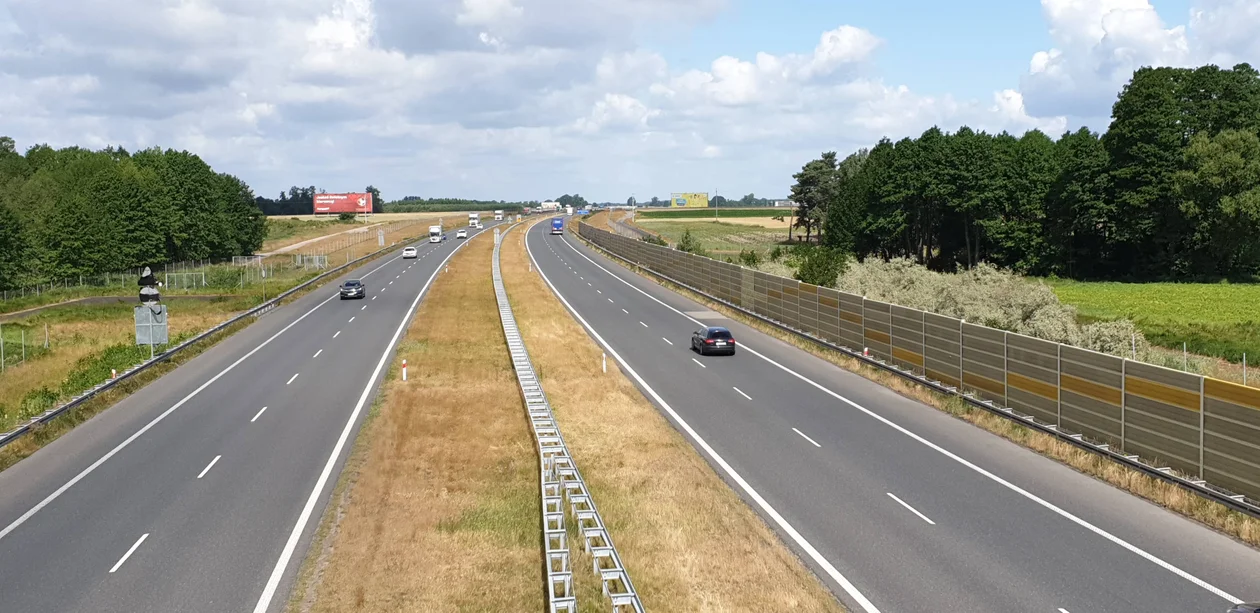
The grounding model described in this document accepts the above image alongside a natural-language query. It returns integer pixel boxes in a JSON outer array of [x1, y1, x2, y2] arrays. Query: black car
[[691, 326, 735, 356], [1230, 604, 1260, 613], [339, 279, 365, 299]]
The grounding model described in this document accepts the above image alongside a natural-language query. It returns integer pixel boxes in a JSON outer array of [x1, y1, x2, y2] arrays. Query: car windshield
[[345, 280, 361, 287], [707, 329, 731, 339]]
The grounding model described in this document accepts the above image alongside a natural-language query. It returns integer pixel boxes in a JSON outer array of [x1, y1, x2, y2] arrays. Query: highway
[[526, 220, 1260, 613], [0, 221, 501, 613]]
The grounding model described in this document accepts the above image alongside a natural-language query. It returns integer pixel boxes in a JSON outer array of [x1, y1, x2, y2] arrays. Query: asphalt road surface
[[526, 219, 1260, 613], [0, 222, 501, 613]]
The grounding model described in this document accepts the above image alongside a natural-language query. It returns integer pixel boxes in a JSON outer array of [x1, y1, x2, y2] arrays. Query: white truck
[[494, 210, 504, 221], [565, 205, 574, 216], [468, 212, 480, 227], [428, 224, 442, 243]]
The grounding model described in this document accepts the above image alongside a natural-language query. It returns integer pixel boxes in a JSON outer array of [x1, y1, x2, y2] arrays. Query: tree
[[1175, 129, 1260, 276], [1045, 128, 1111, 278], [822, 149, 867, 253], [795, 247, 848, 287], [365, 185, 383, 214], [789, 152, 838, 243]]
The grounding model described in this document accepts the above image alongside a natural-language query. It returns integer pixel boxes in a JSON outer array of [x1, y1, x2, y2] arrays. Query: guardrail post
[[402, 359, 408, 381]]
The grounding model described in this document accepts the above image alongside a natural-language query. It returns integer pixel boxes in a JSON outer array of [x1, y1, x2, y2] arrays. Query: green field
[[1048, 280, 1260, 363], [635, 207, 787, 219], [635, 219, 791, 255]]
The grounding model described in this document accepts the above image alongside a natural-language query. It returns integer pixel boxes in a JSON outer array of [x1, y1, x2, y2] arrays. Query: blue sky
[[0, 0, 1250, 202]]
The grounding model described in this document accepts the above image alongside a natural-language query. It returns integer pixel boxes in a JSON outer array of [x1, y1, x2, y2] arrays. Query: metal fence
[[493, 224, 643, 613], [576, 221, 1260, 509]]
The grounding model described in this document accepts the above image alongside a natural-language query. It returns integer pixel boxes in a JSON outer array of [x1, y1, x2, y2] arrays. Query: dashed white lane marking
[[733, 387, 751, 400], [312, 349, 322, 359], [333, 331, 341, 338], [109, 533, 149, 573], [640, 321, 648, 327], [251, 406, 268, 422], [286, 373, 299, 385], [792, 427, 822, 448], [622, 308, 629, 314], [348, 317, 355, 323], [887, 492, 935, 525], [197, 455, 222, 479], [663, 338, 673, 345], [692, 358, 706, 368]]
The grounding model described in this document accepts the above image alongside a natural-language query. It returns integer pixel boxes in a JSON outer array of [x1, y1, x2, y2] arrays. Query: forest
[[791, 63, 1260, 280], [0, 139, 267, 290]]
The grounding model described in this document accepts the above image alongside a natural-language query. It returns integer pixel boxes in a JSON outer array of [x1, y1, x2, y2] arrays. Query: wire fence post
[[1245, 353, 1248, 386], [44, 323, 49, 349], [1, 323, 5, 372], [21, 329, 26, 363], [1183, 342, 1188, 371]]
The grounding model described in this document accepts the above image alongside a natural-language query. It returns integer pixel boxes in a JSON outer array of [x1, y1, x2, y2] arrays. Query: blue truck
[[551, 218, 564, 234]]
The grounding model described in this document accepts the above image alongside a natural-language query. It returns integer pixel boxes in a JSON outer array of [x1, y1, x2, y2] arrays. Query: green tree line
[[792, 63, 1260, 280], [383, 197, 535, 213], [0, 138, 267, 290]]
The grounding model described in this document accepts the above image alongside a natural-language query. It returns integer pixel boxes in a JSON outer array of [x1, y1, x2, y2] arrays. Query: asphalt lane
[[526, 220, 1260, 613], [0, 221, 502, 613]]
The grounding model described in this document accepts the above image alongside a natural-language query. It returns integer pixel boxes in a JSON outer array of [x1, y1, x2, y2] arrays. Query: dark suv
[[1229, 604, 1260, 613], [339, 279, 365, 300], [691, 326, 736, 356]]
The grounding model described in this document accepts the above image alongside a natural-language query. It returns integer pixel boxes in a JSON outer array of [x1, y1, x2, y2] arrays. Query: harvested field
[[288, 231, 543, 613], [500, 221, 846, 611]]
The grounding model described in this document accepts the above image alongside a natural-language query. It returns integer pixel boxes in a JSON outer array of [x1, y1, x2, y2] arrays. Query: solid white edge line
[[251, 406, 268, 423], [792, 427, 822, 448], [197, 455, 222, 479], [887, 492, 935, 525], [733, 386, 751, 400], [524, 227, 883, 613], [251, 230, 478, 613], [691, 358, 706, 368], [286, 373, 299, 385], [556, 234, 1242, 604], [109, 533, 149, 573]]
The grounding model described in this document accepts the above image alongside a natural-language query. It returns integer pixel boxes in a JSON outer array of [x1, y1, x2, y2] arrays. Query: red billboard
[[313, 192, 372, 214]]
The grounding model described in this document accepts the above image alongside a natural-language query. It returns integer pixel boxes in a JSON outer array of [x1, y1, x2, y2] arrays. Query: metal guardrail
[[573, 222, 1260, 521], [492, 224, 645, 613], [0, 239, 415, 450]]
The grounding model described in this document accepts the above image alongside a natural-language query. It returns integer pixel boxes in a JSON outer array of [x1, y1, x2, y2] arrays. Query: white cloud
[[0, 0, 1253, 202], [1019, 0, 1255, 120]]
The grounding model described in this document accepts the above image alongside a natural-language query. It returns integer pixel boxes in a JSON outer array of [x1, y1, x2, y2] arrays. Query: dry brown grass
[[585, 211, 613, 231], [0, 315, 254, 470], [501, 221, 847, 612], [575, 234, 1260, 551], [1, 298, 252, 429], [288, 231, 543, 613]]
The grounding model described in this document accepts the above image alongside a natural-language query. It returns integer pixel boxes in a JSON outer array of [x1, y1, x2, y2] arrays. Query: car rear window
[[708, 329, 731, 339]]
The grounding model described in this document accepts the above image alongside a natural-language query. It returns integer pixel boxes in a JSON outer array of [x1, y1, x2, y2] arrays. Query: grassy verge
[[636, 207, 785, 219], [262, 217, 346, 252], [502, 222, 847, 611], [0, 315, 254, 471], [574, 232, 1260, 551], [635, 219, 791, 256], [0, 297, 255, 432], [1049, 279, 1260, 364], [287, 232, 542, 613]]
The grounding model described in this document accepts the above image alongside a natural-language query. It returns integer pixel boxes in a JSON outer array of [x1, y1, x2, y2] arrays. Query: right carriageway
[[523, 219, 1260, 613]]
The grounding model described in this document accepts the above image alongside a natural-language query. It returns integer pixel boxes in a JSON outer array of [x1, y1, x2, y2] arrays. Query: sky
[[0, 0, 1257, 204]]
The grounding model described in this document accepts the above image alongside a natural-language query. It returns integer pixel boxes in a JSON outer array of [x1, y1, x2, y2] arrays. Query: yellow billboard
[[670, 192, 709, 208]]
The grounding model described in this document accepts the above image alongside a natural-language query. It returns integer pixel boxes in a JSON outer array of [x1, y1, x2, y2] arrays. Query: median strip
[[286, 230, 541, 613]]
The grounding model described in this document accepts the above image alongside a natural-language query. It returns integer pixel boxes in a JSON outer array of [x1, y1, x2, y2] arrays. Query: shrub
[[768, 246, 784, 262], [640, 234, 668, 246], [794, 247, 848, 288], [677, 229, 707, 256], [739, 249, 761, 267], [338, 212, 356, 222]]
